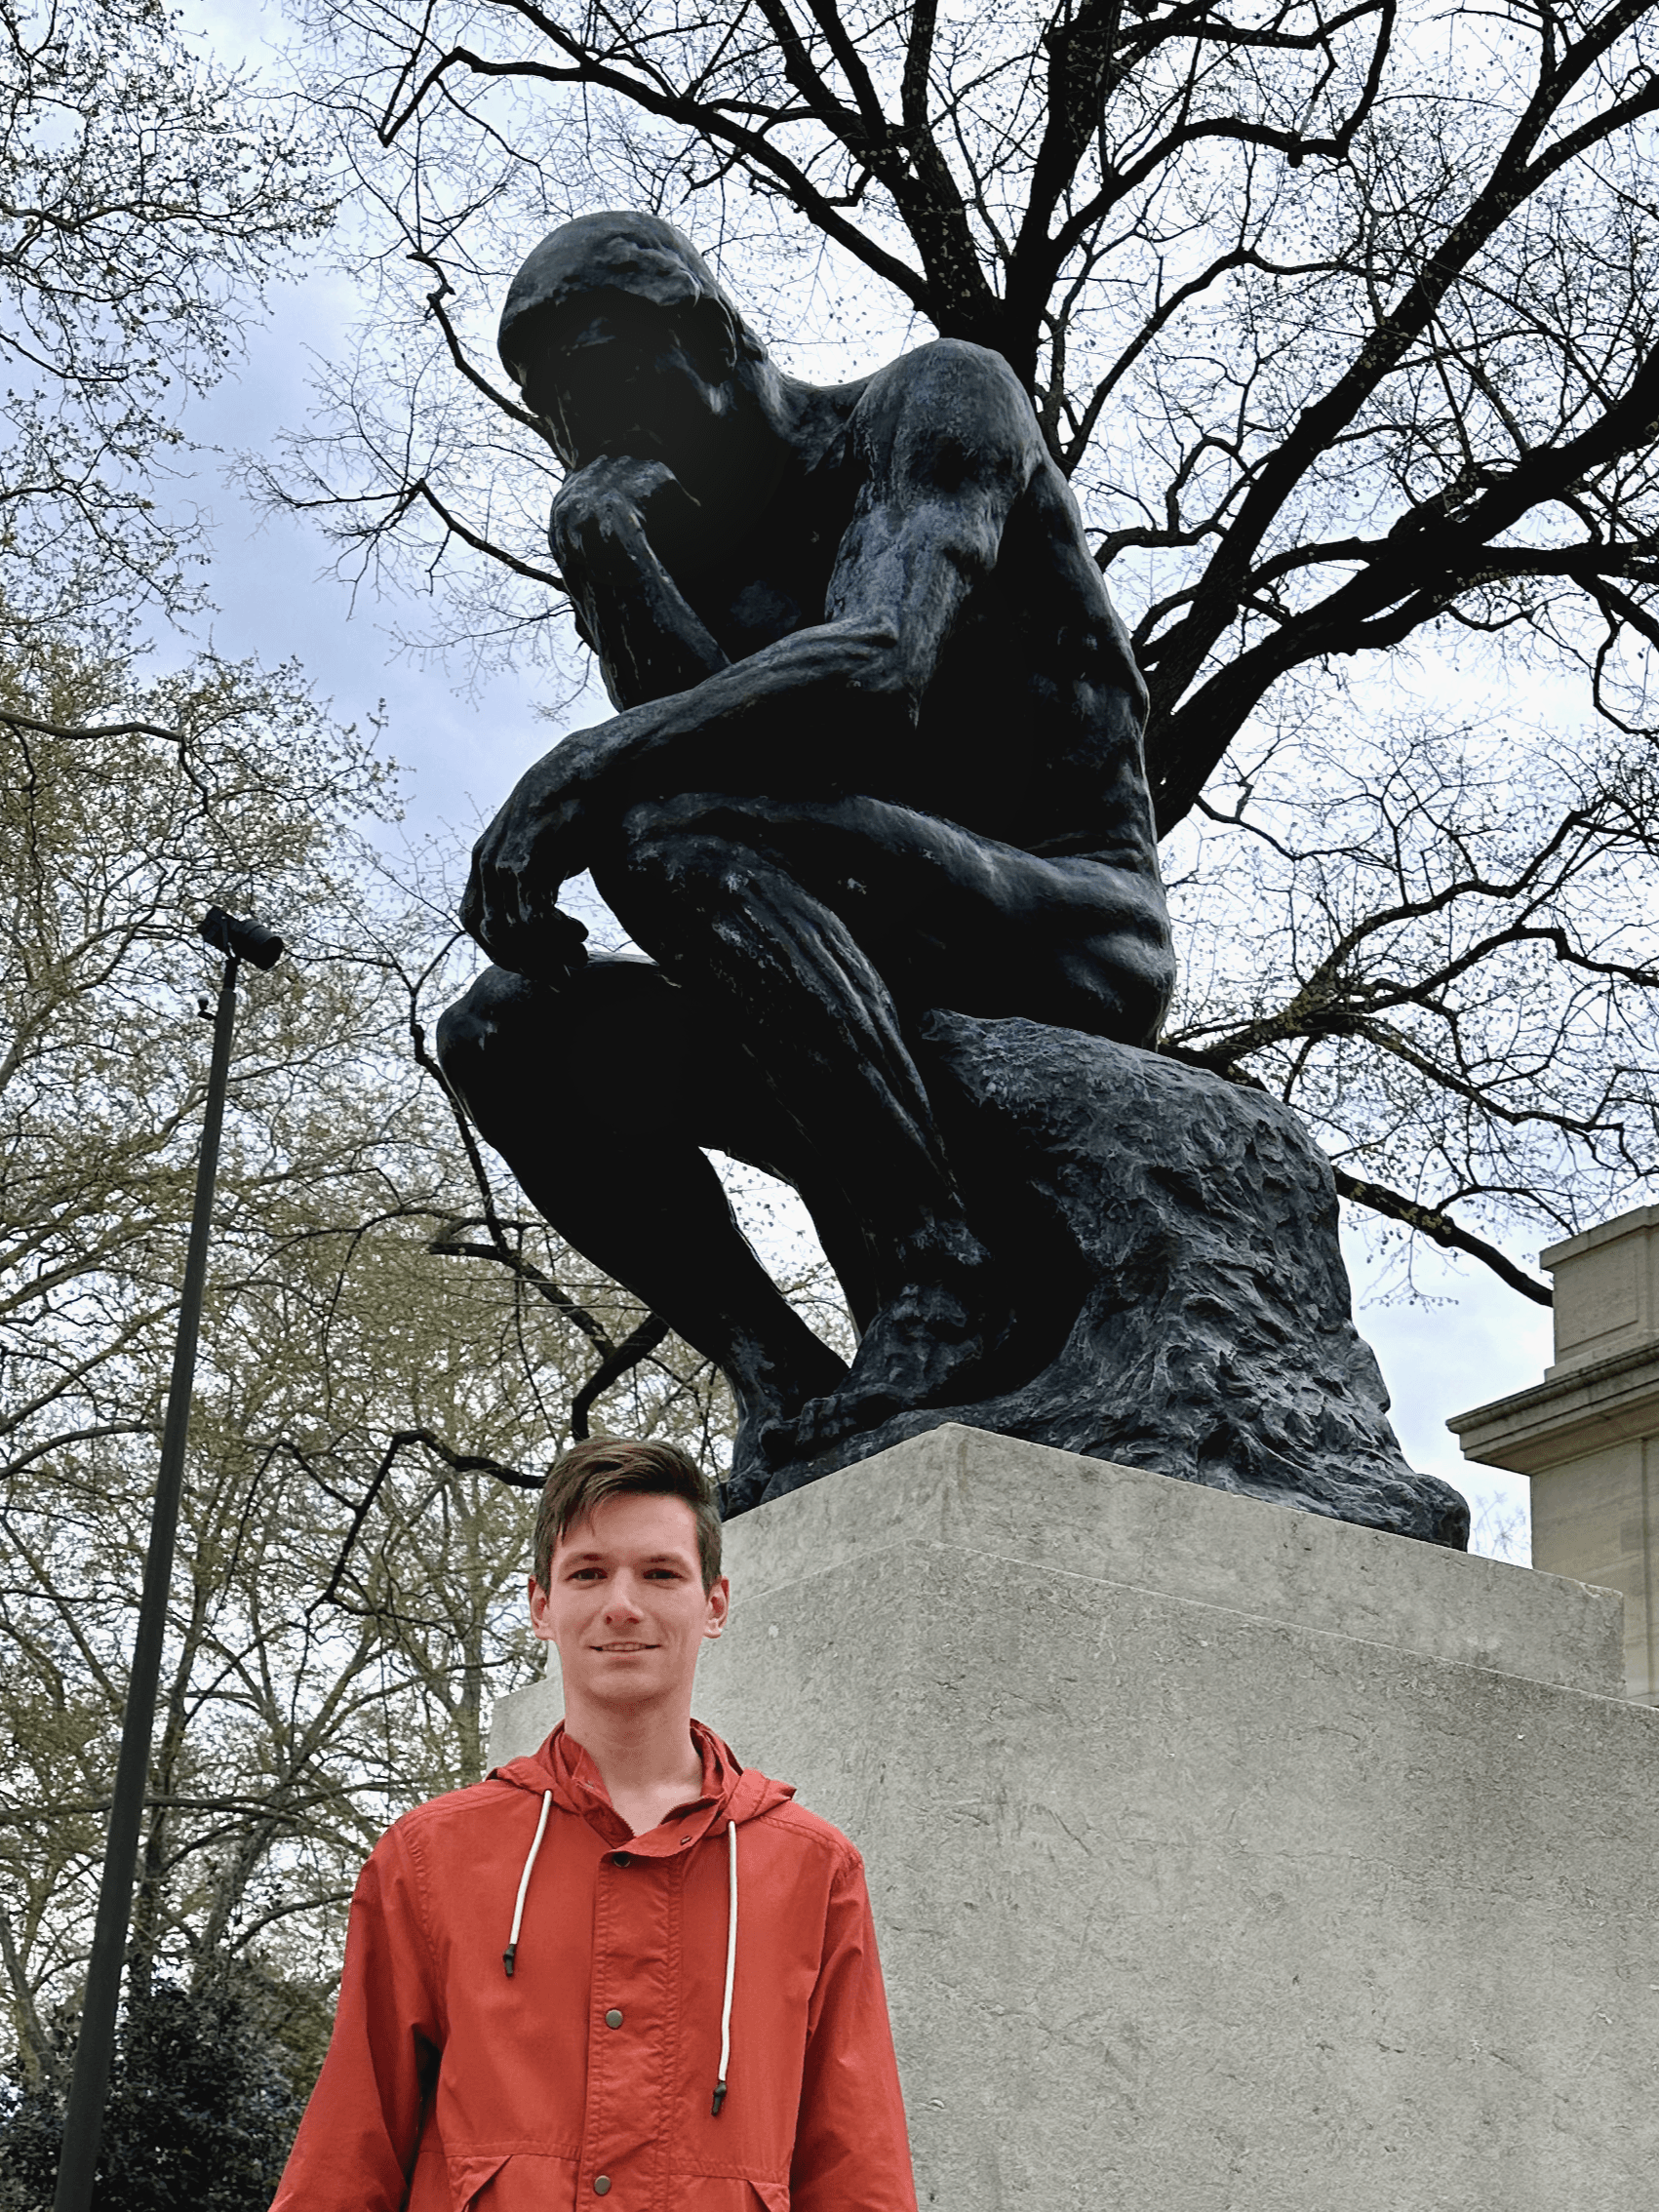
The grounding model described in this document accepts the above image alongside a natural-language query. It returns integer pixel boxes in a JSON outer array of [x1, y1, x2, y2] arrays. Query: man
[[270, 1438, 915, 2212], [438, 212, 1174, 1481]]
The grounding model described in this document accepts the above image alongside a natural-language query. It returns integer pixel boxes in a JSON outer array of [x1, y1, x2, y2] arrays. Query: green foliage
[[0, 1973, 306, 2212], [0, 606, 776, 2118]]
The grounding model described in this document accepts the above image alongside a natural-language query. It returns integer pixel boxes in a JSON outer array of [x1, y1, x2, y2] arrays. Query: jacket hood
[[491, 1719, 794, 1855]]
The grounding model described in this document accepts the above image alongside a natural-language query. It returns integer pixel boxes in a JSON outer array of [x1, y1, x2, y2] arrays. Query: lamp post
[[52, 908, 285, 2212]]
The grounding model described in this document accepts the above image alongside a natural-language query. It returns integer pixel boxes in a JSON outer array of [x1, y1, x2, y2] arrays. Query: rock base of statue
[[729, 1013, 1467, 1546], [490, 1428, 1659, 2212]]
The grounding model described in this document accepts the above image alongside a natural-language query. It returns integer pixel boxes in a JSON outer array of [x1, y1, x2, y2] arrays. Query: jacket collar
[[492, 1718, 792, 1854]]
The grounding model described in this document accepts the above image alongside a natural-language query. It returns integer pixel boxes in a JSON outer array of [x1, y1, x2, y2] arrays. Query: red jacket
[[271, 1723, 916, 2212]]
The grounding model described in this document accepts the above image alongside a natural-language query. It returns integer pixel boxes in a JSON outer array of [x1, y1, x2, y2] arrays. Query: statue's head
[[499, 212, 771, 484]]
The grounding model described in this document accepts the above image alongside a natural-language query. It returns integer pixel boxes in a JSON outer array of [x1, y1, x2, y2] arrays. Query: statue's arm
[[463, 345, 1041, 971], [552, 455, 731, 708]]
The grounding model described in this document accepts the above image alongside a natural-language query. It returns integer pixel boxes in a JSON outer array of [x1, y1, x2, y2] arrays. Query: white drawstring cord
[[503, 1791, 553, 1978], [502, 1790, 737, 2098], [712, 1819, 737, 2115]]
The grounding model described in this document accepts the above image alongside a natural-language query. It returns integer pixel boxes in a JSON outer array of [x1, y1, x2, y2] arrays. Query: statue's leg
[[593, 801, 1020, 1448], [434, 957, 849, 1445]]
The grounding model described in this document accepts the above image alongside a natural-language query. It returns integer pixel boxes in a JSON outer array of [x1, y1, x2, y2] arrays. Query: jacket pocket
[[673, 2179, 788, 2212], [449, 2154, 509, 2210]]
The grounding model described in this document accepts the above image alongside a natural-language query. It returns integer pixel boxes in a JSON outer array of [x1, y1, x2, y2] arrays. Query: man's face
[[530, 1491, 729, 1718], [512, 291, 739, 485]]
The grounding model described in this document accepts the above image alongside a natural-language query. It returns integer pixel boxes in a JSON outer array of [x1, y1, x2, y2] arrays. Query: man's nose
[[604, 1576, 646, 1619]]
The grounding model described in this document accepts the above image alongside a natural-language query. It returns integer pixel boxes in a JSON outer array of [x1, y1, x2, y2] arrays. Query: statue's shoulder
[[850, 338, 1044, 478]]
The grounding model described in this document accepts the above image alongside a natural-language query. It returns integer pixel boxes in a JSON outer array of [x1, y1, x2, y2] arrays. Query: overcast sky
[[162, 0, 1553, 1553]]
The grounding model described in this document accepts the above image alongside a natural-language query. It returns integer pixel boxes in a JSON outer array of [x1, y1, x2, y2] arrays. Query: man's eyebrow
[[560, 1546, 693, 1562]]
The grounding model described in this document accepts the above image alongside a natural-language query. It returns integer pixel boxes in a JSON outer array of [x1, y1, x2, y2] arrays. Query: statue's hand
[[459, 757, 594, 982], [552, 454, 701, 572]]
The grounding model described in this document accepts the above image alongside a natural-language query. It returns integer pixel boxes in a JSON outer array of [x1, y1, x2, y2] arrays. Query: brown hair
[[532, 1438, 722, 1593]]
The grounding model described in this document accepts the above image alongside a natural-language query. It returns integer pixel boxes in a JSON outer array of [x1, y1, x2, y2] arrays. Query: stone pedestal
[[490, 1426, 1657, 2212], [1450, 1204, 1659, 1703]]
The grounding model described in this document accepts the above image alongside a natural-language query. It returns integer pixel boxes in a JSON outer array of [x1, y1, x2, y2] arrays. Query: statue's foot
[[729, 1399, 808, 1501], [726, 1339, 851, 1509], [762, 1230, 1010, 1467]]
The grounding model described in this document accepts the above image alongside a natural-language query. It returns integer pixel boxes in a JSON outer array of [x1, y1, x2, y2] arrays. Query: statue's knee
[[434, 968, 542, 1123]]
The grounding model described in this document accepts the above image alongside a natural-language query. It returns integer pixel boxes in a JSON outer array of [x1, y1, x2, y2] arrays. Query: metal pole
[[51, 954, 242, 2212]]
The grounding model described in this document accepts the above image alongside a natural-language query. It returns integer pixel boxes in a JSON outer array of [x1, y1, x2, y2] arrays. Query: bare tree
[[264, 0, 1659, 1289], [0, 0, 331, 622]]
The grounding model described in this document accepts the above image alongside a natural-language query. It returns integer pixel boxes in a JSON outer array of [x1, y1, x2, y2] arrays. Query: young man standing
[[270, 1439, 916, 2212]]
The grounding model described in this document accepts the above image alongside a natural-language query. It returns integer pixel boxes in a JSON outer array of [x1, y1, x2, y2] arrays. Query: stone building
[[1450, 1204, 1659, 1704]]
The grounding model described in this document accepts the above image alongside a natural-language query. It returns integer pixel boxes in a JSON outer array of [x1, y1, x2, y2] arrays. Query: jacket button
[[612, 1852, 632, 1867], [605, 2009, 623, 2029], [594, 2180, 612, 2196]]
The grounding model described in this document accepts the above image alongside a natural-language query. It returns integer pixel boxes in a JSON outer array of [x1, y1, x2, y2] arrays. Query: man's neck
[[564, 1697, 705, 1838]]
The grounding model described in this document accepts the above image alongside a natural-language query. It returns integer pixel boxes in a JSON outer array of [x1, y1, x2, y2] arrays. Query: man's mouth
[[595, 1640, 655, 1652]]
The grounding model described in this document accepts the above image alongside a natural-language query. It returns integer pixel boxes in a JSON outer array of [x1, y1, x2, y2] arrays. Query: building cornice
[[1448, 1340, 1659, 1475]]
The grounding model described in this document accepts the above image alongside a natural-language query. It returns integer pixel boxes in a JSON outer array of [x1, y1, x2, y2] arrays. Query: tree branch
[[1331, 1170, 1554, 1305]]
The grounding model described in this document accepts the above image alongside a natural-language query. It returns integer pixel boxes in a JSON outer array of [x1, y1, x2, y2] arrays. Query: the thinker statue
[[440, 213, 1172, 1470], [441, 210, 1467, 1546]]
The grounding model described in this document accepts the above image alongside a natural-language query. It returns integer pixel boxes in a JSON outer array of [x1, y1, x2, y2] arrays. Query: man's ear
[[529, 1573, 555, 1642]]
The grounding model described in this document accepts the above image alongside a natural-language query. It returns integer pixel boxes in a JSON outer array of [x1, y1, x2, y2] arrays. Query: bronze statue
[[439, 211, 1467, 1548], [439, 211, 1173, 1484]]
